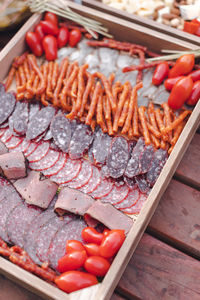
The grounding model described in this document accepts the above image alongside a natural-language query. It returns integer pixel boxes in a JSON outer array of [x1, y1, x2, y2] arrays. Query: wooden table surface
[[0, 26, 200, 300]]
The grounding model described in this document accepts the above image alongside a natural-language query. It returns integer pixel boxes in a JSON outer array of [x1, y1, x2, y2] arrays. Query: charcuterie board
[[0, 2, 200, 300]]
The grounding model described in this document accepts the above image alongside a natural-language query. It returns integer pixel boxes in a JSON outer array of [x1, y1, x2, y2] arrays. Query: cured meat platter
[[0, 2, 200, 300]]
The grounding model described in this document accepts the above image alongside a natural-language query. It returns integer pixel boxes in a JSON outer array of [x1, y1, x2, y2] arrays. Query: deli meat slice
[[139, 144, 154, 174], [86, 200, 133, 234], [14, 171, 58, 209], [5, 135, 22, 150], [1, 128, 13, 143], [55, 186, 95, 216], [29, 149, 60, 171], [0, 151, 27, 179], [26, 106, 55, 140], [66, 160, 93, 189], [79, 166, 101, 194], [0, 140, 8, 155], [27, 141, 50, 163], [50, 114, 71, 152], [90, 178, 114, 199], [106, 137, 129, 179], [69, 123, 94, 159], [42, 153, 67, 177], [121, 193, 147, 214], [101, 183, 129, 205], [114, 188, 140, 209], [0, 92, 16, 125]]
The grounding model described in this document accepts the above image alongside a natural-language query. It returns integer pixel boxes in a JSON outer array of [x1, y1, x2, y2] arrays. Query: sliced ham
[[13, 171, 58, 209], [0, 151, 27, 179]]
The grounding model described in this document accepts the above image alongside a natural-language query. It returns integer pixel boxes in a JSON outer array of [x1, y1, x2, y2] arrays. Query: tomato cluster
[[183, 18, 200, 37], [55, 227, 125, 293], [25, 12, 82, 61], [152, 54, 200, 109]]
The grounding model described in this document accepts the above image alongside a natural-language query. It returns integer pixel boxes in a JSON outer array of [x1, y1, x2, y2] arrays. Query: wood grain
[[117, 233, 200, 300]]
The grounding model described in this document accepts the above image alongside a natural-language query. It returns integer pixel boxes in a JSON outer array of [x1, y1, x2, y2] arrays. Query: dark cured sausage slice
[[90, 178, 114, 199], [135, 174, 151, 194], [43, 129, 53, 141], [139, 144, 154, 174], [114, 188, 140, 209], [106, 137, 129, 179], [121, 193, 147, 214], [66, 160, 93, 189], [27, 142, 50, 163], [69, 123, 94, 160], [12, 102, 29, 136], [101, 183, 130, 205], [29, 150, 60, 171], [124, 176, 137, 190], [5, 136, 23, 150], [48, 218, 86, 270], [42, 153, 67, 177], [79, 166, 101, 194], [50, 114, 71, 152], [0, 83, 5, 95], [26, 106, 55, 140], [0, 92, 15, 125]]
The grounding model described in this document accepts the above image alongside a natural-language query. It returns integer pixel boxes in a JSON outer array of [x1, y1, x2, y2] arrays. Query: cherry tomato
[[183, 21, 199, 34], [25, 32, 43, 57], [168, 54, 195, 78], [152, 62, 169, 86], [42, 35, 57, 61], [55, 271, 98, 293], [190, 69, 200, 82], [40, 20, 59, 36], [84, 256, 110, 277], [99, 230, 125, 258], [34, 24, 45, 42], [168, 76, 193, 110], [103, 229, 110, 236], [82, 227, 104, 245], [186, 80, 200, 106], [57, 27, 69, 48], [69, 28, 82, 47], [164, 76, 184, 91], [66, 240, 85, 254], [44, 12, 58, 26], [84, 243, 100, 256], [57, 250, 87, 273]]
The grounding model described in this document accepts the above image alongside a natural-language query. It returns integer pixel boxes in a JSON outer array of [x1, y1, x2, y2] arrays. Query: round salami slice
[[135, 175, 151, 194], [66, 160, 93, 189], [121, 193, 147, 214], [42, 153, 67, 177], [90, 178, 114, 199], [115, 188, 140, 209], [6, 202, 42, 247], [1, 128, 13, 143], [24, 142, 38, 156], [5, 135, 23, 150], [26, 106, 55, 140], [50, 158, 82, 184], [20, 139, 31, 153], [29, 149, 60, 171], [48, 218, 86, 270], [27, 142, 50, 163], [124, 176, 137, 190], [0, 128, 7, 138], [50, 114, 71, 152], [101, 183, 129, 205], [0, 92, 16, 125], [79, 166, 101, 194]]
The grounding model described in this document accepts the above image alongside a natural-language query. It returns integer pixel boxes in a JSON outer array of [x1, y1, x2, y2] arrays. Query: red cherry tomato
[[186, 80, 200, 106], [168, 76, 193, 109], [55, 271, 98, 293], [164, 76, 184, 91], [190, 69, 200, 82], [84, 243, 100, 256], [168, 54, 195, 78], [183, 21, 199, 34], [103, 229, 110, 236], [66, 240, 85, 254], [57, 250, 87, 273], [44, 12, 58, 26], [99, 229, 125, 258], [42, 35, 57, 61], [34, 24, 45, 42], [82, 227, 104, 245], [69, 28, 82, 47], [152, 62, 169, 86], [57, 27, 69, 48], [25, 32, 43, 57], [40, 20, 59, 36], [84, 256, 110, 277]]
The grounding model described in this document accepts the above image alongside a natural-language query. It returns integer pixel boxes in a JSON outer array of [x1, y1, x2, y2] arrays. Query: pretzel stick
[[27, 55, 45, 95], [40, 64, 49, 106], [150, 133, 160, 149], [171, 122, 185, 146], [66, 78, 78, 118], [78, 74, 94, 118], [5, 67, 16, 91], [86, 81, 101, 125], [161, 110, 191, 134], [96, 89, 107, 133], [103, 96, 113, 135], [138, 106, 151, 145], [155, 108, 168, 142], [75, 64, 88, 113], [52, 62, 59, 90], [147, 122, 161, 138], [53, 58, 69, 106], [17, 65, 26, 93], [108, 72, 115, 85], [46, 61, 54, 99], [162, 102, 173, 143]]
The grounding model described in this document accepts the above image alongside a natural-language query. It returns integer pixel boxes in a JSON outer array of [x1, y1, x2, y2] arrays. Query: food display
[[0, 8, 199, 298]]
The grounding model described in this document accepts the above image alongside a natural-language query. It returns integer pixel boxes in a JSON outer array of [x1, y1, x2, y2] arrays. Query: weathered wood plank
[[175, 133, 200, 189], [117, 234, 200, 300]]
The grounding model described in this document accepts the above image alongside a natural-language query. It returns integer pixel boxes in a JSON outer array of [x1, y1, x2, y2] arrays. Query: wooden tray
[[0, 3, 200, 300], [80, 0, 200, 47]]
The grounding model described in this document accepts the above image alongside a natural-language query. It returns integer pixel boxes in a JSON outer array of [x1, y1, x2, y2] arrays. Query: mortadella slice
[[14, 171, 58, 209], [0, 151, 27, 179]]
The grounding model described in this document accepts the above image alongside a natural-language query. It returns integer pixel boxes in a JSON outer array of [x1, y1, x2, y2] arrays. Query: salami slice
[[29, 103, 40, 120], [0, 92, 16, 125], [24, 142, 38, 156], [0, 83, 5, 95], [106, 137, 129, 179], [121, 193, 147, 214], [101, 183, 129, 205], [20, 139, 31, 153], [66, 160, 93, 189], [90, 178, 114, 199], [6, 202, 42, 247], [43, 129, 53, 141], [42, 153, 67, 177], [69, 123, 94, 160], [48, 218, 86, 270], [124, 138, 145, 178], [1, 128, 13, 143], [0, 128, 7, 138], [50, 158, 82, 184], [5, 135, 23, 150], [27, 142, 50, 163], [29, 149, 60, 171], [26, 106, 55, 140], [79, 166, 101, 194], [0, 179, 16, 202], [0, 121, 9, 129], [11, 102, 29, 136], [135, 174, 151, 194], [50, 114, 71, 152], [114, 188, 140, 209], [124, 176, 137, 190], [139, 144, 154, 174]]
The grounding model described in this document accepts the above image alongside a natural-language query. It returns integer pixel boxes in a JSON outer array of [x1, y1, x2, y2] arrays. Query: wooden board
[[0, 3, 200, 300]]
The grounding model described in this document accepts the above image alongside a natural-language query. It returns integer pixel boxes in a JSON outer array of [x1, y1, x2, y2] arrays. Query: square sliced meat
[[0, 151, 27, 179]]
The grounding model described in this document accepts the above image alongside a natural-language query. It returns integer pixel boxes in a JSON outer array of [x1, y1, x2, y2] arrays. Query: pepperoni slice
[[101, 183, 130, 205], [20, 139, 31, 153], [5, 135, 23, 150], [121, 193, 147, 214], [29, 150, 60, 171], [27, 142, 50, 163], [42, 153, 67, 177], [79, 166, 101, 194], [90, 178, 114, 199], [24, 142, 39, 157], [114, 188, 140, 209], [66, 160, 93, 189]]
